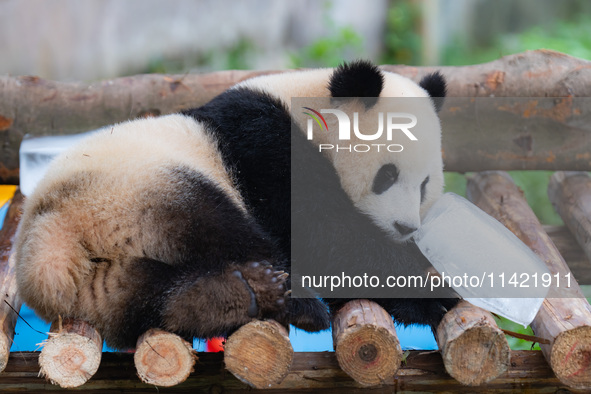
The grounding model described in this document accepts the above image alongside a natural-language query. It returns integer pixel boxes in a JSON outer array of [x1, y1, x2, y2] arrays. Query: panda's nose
[[394, 222, 417, 236]]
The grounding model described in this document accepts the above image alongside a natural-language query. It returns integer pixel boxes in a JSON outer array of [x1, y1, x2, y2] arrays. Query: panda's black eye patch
[[372, 164, 399, 195], [420, 176, 430, 203]]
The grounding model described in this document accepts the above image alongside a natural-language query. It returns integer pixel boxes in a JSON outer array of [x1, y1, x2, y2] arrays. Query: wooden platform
[[3, 51, 591, 390], [0, 350, 586, 393]]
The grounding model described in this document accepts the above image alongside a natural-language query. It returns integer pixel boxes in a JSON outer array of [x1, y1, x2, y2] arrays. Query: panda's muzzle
[[394, 221, 417, 236]]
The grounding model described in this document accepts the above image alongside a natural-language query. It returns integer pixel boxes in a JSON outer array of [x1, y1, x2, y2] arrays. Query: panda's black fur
[[186, 64, 457, 331], [328, 60, 384, 99], [15, 61, 457, 350]]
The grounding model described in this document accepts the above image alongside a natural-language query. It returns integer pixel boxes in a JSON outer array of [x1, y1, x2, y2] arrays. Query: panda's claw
[[236, 261, 288, 318], [277, 272, 289, 281]]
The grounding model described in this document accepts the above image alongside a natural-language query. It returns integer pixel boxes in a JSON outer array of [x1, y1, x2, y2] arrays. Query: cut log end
[[441, 324, 510, 385], [39, 319, 102, 388], [134, 329, 196, 387], [224, 320, 293, 389], [437, 300, 510, 386], [332, 300, 402, 386], [551, 325, 591, 389], [0, 334, 10, 372]]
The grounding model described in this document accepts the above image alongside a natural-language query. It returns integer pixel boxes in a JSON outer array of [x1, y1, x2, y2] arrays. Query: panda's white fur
[[238, 69, 444, 241], [15, 60, 455, 349], [16, 114, 244, 323]]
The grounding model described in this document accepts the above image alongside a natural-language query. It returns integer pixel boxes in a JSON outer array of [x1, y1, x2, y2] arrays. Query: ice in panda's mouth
[[392, 232, 416, 244]]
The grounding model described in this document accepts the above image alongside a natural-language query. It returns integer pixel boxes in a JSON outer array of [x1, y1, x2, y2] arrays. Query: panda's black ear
[[328, 60, 384, 100], [419, 71, 446, 112]]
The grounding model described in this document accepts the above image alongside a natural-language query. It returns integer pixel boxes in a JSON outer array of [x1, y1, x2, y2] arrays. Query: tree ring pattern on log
[[224, 320, 293, 389], [358, 343, 378, 362], [134, 329, 196, 387], [551, 325, 591, 389], [39, 332, 102, 388], [335, 325, 401, 386]]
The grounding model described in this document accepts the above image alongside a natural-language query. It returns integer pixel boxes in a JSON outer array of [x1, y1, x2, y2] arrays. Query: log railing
[[3, 49, 591, 183]]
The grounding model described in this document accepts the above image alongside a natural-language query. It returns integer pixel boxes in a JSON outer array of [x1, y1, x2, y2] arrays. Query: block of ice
[[413, 193, 549, 326]]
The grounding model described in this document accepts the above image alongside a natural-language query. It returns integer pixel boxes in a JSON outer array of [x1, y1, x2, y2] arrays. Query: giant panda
[[15, 60, 457, 350], [14, 114, 319, 350], [190, 60, 458, 328]]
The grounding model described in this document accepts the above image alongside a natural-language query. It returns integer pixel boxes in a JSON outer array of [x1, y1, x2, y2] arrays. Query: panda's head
[[239, 61, 446, 242], [334, 62, 445, 241], [317, 62, 447, 242]]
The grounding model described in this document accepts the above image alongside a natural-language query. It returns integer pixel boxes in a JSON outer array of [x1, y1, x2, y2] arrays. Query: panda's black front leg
[[371, 297, 459, 333], [288, 297, 331, 332], [162, 261, 289, 339]]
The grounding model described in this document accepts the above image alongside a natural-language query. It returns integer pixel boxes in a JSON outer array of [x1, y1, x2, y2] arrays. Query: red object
[[206, 337, 225, 352]]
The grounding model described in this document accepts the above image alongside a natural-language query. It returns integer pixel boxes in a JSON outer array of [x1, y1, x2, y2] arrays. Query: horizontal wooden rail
[[0, 191, 23, 372], [3, 49, 591, 183], [0, 350, 584, 392]]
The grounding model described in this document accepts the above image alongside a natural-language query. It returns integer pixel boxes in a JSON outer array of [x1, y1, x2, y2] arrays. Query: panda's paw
[[233, 261, 288, 319], [289, 297, 330, 332]]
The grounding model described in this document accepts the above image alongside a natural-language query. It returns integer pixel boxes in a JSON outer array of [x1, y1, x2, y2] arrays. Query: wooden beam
[[544, 225, 591, 285], [332, 299, 402, 386], [4, 50, 591, 183], [134, 328, 196, 387], [0, 190, 24, 372], [0, 350, 580, 392], [224, 319, 293, 389], [548, 172, 591, 264], [436, 300, 510, 386], [39, 318, 102, 388], [466, 171, 591, 390]]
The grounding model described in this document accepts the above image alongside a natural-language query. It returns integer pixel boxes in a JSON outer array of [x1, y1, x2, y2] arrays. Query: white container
[[19, 130, 102, 196]]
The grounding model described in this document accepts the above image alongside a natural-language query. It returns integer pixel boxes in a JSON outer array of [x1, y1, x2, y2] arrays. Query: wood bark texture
[[4, 49, 591, 183], [0, 190, 23, 372], [436, 300, 510, 386], [548, 171, 591, 263], [466, 170, 591, 389], [0, 350, 582, 392]]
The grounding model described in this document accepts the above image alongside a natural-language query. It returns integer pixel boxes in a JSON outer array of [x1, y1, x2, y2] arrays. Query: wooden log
[[0, 190, 24, 372], [466, 170, 591, 389], [38, 318, 102, 388], [0, 70, 278, 184], [224, 319, 293, 389], [4, 49, 591, 183], [544, 225, 591, 285], [0, 350, 583, 392], [331, 299, 402, 386], [134, 328, 196, 387], [436, 300, 510, 385], [548, 171, 591, 263]]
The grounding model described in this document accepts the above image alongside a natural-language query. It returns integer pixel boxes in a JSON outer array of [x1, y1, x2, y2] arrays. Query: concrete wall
[[0, 0, 388, 81]]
